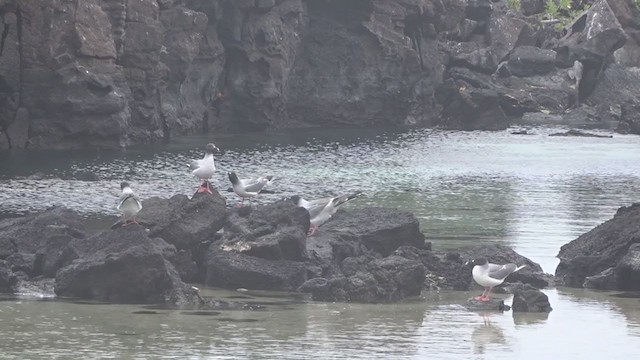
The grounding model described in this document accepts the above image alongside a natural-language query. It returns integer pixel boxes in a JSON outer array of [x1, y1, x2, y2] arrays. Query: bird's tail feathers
[[334, 191, 364, 207], [514, 265, 526, 272]]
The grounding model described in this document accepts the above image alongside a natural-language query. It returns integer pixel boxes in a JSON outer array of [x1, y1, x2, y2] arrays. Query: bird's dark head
[[120, 181, 130, 190], [290, 195, 301, 205], [465, 257, 489, 267], [205, 143, 220, 154], [227, 171, 239, 184]]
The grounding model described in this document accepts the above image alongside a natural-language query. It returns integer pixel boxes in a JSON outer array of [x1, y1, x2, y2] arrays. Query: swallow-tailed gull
[[466, 257, 525, 301], [188, 143, 219, 194], [227, 171, 273, 206], [291, 192, 362, 236], [117, 181, 142, 226]]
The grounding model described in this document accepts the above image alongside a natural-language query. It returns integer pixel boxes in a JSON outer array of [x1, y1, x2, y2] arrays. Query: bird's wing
[[332, 191, 363, 208], [303, 198, 332, 220], [488, 263, 524, 280], [117, 193, 142, 210], [241, 178, 269, 193], [132, 194, 142, 209], [188, 159, 201, 171]]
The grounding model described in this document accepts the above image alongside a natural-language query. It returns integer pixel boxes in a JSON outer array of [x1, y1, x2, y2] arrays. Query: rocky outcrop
[[1, 0, 639, 150], [510, 284, 552, 312], [205, 200, 309, 291], [55, 225, 202, 305], [0, 207, 86, 280], [556, 203, 640, 290]]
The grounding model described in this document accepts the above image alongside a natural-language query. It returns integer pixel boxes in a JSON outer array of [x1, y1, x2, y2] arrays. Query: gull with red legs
[[188, 143, 220, 194], [466, 257, 525, 301]]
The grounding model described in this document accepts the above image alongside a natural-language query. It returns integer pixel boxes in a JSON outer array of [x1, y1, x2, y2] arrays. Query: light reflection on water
[[1, 288, 639, 359], [1, 127, 640, 358]]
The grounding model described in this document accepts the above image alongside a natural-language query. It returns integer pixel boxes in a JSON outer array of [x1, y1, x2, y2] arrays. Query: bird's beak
[[464, 260, 470, 266]]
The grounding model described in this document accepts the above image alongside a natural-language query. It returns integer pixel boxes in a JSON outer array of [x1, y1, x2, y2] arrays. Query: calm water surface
[[1, 126, 639, 358]]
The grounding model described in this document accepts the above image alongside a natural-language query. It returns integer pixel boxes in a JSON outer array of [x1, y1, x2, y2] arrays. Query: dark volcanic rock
[[55, 226, 202, 305], [548, 129, 613, 138], [554, 0, 627, 101], [0, 207, 86, 278], [0, 260, 18, 293], [511, 288, 552, 313], [504, 46, 557, 77], [205, 200, 309, 291], [313, 207, 428, 258], [556, 203, 640, 289], [583, 267, 617, 290], [464, 298, 511, 312], [137, 191, 227, 251], [614, 243, 640, 291], [586, 64, 640, 135], [301, 254, 425, 303]]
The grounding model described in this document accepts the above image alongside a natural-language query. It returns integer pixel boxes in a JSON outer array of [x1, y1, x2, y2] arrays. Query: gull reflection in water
[[471, 312, 507, 355]]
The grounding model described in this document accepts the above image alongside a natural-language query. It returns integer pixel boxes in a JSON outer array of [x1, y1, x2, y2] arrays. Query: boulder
[[586, 65, 640, 134], [137, 191, 227, 251], [312, 207, 428, 258], [614, 243, 640, 291], [0, 207, 86, 278], [556, 203, 640, 289], [55, 225, 201, 305], [504, 46, 557, 77], [300, 254, 425, 303], [511, 288, 552, 313], [0, 260, 18, 293], [554, 0, 627, 100], [583, 267, 617, 290], [205, 200, 309, 291]]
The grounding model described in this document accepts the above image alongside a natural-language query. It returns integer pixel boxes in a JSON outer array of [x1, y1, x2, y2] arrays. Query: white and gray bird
[[466, 257, 526, 301], [117, 181, 142, 226], [291, 192, 362, 236], [188, 143, 219, 194], [227, 171, 273, 206]]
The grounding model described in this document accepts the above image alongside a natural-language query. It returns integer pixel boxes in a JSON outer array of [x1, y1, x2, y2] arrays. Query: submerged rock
[[55, 226, 202, 305], [556, 203, 640, 290], [511, 286, 553, 313], [549, 129, 613, 138], [464, 298, 511, 312]]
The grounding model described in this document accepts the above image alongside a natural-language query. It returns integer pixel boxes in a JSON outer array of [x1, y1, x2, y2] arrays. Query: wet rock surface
[[556, 203, 640, 290], [55, 225, 202, 305], [510, 284, 553, 312]]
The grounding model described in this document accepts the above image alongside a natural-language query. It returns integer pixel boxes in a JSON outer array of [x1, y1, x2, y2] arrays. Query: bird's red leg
[[205, 181, 214, 194], [307, 225, 318, 237], [474, 288, 487, 301], [481, 288, 493, 301]]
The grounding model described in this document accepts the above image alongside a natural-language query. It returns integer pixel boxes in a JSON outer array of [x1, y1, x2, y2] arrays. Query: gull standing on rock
[[188, 143, 220, 194], [291, 192, 362, 236], [466, 257, 525, 301], [227, 171, 273, 207], [117, 181, 142, 226]]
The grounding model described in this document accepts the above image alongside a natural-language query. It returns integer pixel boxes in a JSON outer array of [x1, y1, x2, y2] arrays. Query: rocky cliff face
[[0, 0, 638, 149]]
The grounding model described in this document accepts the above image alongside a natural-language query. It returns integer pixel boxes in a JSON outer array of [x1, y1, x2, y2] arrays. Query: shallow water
[[1, 126, 640, 358], [1, 288, 639, 359]]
